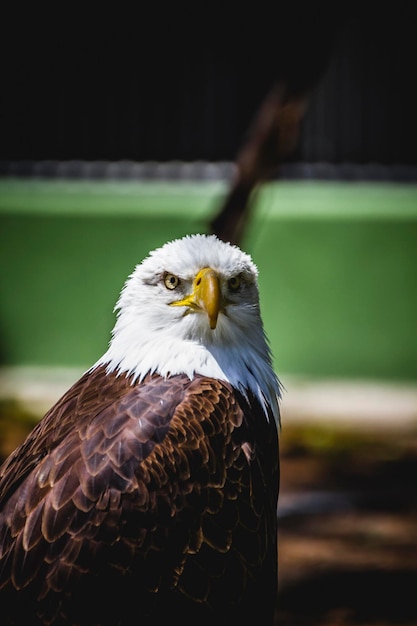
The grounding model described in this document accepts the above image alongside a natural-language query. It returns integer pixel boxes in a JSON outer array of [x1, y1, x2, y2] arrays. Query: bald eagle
[[0, 234, 281, 626]]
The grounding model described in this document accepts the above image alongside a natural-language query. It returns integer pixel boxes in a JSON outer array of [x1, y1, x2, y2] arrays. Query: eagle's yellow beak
[[170, 267, 222, 329]]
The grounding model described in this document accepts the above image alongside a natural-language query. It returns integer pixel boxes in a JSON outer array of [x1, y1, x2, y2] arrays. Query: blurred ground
[[1, 369, 417, 625], [275, 379, 417, 626]]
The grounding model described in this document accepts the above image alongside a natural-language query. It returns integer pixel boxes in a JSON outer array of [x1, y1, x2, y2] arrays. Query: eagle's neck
[[94, 316, 281, 426]]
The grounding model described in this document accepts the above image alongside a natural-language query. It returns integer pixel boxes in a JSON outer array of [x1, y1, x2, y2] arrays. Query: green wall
[[1, 179, 416, 382]]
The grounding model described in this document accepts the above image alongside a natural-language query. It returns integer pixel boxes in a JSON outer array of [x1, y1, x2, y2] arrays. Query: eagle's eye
[[228, 274, 242, 291], [164, 273, 180, 290]]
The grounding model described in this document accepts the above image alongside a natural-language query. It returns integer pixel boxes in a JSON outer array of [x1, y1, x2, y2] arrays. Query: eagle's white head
[[96, 234, 281, 423]]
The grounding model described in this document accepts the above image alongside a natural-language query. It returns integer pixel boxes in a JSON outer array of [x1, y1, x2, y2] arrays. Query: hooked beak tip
[[195, 267, 222, 330]]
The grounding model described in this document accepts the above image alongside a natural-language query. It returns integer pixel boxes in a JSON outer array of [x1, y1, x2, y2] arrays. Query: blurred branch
[[210, 83, 308, 246]]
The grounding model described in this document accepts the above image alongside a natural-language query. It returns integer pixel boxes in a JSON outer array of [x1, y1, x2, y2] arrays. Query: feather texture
[[0, 366, 278, 625]]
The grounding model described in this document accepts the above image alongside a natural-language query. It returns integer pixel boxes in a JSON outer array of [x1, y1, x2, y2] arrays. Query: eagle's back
[[0, 365, 279, 625]]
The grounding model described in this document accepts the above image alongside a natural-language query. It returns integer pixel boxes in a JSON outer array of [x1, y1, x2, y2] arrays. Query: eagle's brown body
[[0, 365, 279, 625]]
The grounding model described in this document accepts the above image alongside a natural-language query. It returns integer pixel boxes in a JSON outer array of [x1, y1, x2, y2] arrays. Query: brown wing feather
[[0, 365, 279, 626]]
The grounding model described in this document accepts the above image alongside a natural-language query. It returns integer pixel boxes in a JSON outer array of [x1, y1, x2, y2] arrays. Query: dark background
[[2, 6, 416, 173]]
